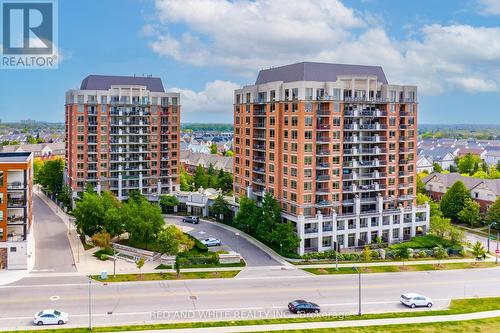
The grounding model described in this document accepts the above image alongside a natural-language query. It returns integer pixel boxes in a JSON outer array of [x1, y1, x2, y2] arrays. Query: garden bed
[[93, 270, 240, 282]]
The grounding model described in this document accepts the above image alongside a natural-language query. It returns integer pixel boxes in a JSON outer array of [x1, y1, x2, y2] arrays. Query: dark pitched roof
[[80, 75, 165, 92], [255, 62, 388, 85]]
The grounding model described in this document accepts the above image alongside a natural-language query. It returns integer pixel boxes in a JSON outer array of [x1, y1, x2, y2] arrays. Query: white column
[[118, 173, 123, 199], [354, 195, 361, 215], [297, 215, 305, 256], [332, 211, 338, 251], [317, 213, 323, 252], [377, 194, 383, 213], [139, 173, 143, 193], [157, 180, 161, 195], [411, 204, 417, 237]]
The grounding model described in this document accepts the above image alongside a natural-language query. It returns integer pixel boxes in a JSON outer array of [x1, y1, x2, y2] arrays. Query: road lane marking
[[49, 295, 60, 301]]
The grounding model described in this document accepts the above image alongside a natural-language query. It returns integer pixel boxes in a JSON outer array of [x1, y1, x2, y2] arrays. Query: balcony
[[316, 150, 330, 156], [317, 110, 330, 116], [305, 228, 318, 234], [316, 175, 330, 181], [316, 162, 330, 169], [253, 167, 265, 174], [253, 144, 266, 151], [7, 181, 25, 190], [317, 124, 330, 130], [7, 198, 25, 207], [7, 215, 25, 224]]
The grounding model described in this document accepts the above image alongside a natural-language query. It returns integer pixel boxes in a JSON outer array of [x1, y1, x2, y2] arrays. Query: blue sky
[[1, 0, 500, 124]]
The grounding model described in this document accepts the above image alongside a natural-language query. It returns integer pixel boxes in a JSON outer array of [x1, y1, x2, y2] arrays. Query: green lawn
[[389, 235, 452, 249], [304, 262, 497, 275], [92, 270, 240, 282], [251, 317, 500, 333], [8, 297, 500, 333], [292, 255, 470, 265], [155, 259, 246, 269]]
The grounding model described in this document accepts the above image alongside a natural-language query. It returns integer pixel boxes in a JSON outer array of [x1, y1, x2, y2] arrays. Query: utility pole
[[88, 275, 92, 330], [335, 242, 339, 271], [352, 267, 361, 316]]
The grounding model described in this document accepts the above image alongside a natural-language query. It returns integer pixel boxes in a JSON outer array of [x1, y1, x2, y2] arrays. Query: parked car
[[182, 216, 200, 224], [33, 309, 69, 325], [400, 293, 433, 308], [288, 300, 320, 314], [201, 237, 221, 247]]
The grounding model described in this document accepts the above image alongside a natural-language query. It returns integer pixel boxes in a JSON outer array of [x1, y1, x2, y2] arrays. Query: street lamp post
[[335, 242, 339, 271], [496, 232, 499, 265], [352, 267, 361, 316], [88, 275, 92, 330], [488, 222, 498, 253]]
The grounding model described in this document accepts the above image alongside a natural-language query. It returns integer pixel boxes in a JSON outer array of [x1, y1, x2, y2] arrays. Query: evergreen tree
[[440, 181, 470, 221]]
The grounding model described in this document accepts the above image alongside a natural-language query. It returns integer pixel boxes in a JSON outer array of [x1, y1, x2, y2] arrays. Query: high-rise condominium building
[[234, 62, 429, 255], [0, 152, 33, 269], [65, 75, 180, 200]]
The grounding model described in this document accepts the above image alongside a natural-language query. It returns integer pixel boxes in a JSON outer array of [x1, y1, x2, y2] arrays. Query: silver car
[[33, 309, 69, 325], [400, 293, 433, 308], [201, 237, 221, 247]]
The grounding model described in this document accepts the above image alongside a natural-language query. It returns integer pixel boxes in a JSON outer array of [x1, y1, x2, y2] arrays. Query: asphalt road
[[165, 215, 281, 267], [1, 267, 499, 329], [32, 193, 76, 273]]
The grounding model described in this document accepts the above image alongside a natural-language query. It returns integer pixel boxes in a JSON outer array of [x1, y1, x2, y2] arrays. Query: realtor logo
[[1, 0, 58, 69]]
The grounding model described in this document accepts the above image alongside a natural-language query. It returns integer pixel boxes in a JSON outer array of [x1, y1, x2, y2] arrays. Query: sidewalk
[[131, 310, 500, 333]]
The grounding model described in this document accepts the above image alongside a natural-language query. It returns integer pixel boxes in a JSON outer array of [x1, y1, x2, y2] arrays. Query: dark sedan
[[288, 300, 320, 314]]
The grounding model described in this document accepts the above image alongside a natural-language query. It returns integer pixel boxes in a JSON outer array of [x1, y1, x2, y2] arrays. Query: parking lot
[[165, 215, 282, 267]]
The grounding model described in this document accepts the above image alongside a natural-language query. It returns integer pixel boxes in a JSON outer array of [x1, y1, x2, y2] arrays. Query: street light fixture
[[352, 267, 361, 316], [235, 232, 240, 253]]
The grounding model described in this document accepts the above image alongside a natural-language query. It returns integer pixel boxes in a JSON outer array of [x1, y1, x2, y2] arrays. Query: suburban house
[[482, 150, 500, 167], [180, 150, 233, 173], [0, 143, 65, 160], [416, 155, 433, 173], [417, 147, 457, 171], [423, 172, 500, 213]]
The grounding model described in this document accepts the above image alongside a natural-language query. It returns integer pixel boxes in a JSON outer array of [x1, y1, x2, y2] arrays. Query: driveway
[[31, 192, 76, 273], [165, 215, 282, 267]]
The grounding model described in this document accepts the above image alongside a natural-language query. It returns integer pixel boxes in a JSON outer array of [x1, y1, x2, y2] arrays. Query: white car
[[201, 237, 221, 247], [400, 293, 433, 308], [33, 309, 69, 326]]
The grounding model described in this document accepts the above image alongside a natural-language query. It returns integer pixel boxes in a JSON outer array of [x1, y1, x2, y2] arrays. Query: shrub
[[417, 250, 427, 258], [187, 234, 208, 252], [100, 254, 109, 261]]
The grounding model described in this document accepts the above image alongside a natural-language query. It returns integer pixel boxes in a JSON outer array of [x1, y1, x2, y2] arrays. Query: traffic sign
[[495, 249, 499, 254]]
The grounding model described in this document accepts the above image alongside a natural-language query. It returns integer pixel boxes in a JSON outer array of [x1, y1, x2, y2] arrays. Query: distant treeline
[[181, 123, 234, 132], [418, 124, 500, 140]]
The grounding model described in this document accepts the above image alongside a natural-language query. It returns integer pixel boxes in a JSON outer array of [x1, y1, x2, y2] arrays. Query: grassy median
[[252, 317, 500, 333], [304, 262, 498, 274], [92, 270, 240, 282], [6, 297, 500, 332]]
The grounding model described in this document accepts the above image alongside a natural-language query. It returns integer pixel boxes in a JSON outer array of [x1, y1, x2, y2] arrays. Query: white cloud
[[147, 0, 500, 95], [167, 80, 240, 122], [477, 0, 500, 15], [447, 76, 497, 92]]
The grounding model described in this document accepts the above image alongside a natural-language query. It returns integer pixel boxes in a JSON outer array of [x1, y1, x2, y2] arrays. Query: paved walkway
[[128, 310, 500, 333]]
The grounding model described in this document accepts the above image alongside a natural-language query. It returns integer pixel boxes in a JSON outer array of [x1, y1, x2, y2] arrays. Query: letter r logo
[[1, 1, 53, 55]]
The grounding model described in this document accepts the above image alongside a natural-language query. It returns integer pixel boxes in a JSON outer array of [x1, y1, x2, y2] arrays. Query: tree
[[159, 195, 180, 213], [362, 246, 372, 269], [26, 135, 37, 144], [33, 158, 44, 183], [73, 191, 105, 236], [136, 257, 145, 278], [457, 154, 481, 175], [193, 165, 208, 189], [91, 230, 111, 249], [488, 166, 500, 179], [432, 162, 442, 173], [210, 194, 230, 221], [486, 197, 500, 226], [471, 241, 486, 263], [157, 225, 194, 255], [416, 172, 427, 194], [123, 194, 164, 250], [430, 214, 452, 238], [269, 222, 300, 254], [433, 245, 448, 266], [179, 164, 193, 191], [174, 256, 181, 277], [457, 198, 481, 227], [258, 193, 282, 242], [472, 170, 489, 179], [210, 143, 217, 154], [36, 158, 64, 195], [225, 150, 234, 157], [57, 184, 72, 208], [394, 246, 410, 265], [440, 181, 470, 221], [234, 196, 259, 233]]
